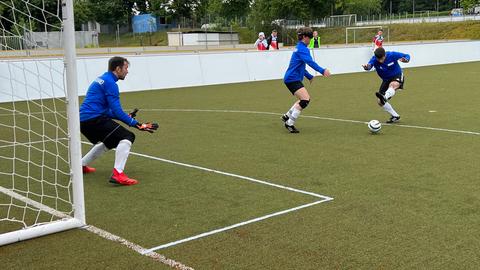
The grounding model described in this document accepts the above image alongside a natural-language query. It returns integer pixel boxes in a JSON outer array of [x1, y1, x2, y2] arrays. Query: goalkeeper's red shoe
[[82, 166, 96, 174], [109, 169, 138, 186]]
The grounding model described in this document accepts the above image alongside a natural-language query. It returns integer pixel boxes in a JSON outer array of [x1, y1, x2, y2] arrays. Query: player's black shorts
[[285, 81, 304, 95], [379, 73, 405, 94], [80, 116, 135, 149]]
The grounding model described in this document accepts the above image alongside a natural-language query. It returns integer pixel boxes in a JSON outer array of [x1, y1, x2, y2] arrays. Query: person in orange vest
[[254, 32, 268, 50], [266, 30, 279, 50]]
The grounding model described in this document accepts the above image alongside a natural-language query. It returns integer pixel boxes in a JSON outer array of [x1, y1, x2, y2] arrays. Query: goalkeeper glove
[[129, 108, 139, 119], [136, 122, 159, 133]]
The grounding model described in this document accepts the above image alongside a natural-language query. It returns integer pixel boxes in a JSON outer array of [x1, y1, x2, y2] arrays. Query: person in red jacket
[[266, 30, 279, 50], [254, 32, 268, 50], [373, 29, 384, 50]]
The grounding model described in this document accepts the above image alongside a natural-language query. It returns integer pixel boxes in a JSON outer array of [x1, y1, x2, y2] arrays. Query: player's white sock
[[385, 87, 396, 100], [383, 102, 400, 117], [286, 107, 302, 126], [82, 143, 108, 166], [114, 140, 132, 173], [286, 104, 296, 118]]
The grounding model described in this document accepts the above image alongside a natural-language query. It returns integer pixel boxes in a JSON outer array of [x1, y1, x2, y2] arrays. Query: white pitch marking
[[85, 225, 194, 270], [140, 108, 480, 136], [0, 187, 194, 269], [80, 141, 334, 251], [142, 198, 332, 254], [129, 151, 332, 200]]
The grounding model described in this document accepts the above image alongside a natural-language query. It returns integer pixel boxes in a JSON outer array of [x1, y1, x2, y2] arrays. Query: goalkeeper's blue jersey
[[284, 41, 326, 83], [367, 51, 411, 81], [80, 71, 138, 127]]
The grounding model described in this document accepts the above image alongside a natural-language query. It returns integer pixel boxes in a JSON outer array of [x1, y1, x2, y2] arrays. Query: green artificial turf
[[1, 61, 480, 269]]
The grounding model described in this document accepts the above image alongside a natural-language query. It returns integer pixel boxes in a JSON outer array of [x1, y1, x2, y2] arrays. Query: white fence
[[1, 40, 479, 103], [356, 14, 480, 26]]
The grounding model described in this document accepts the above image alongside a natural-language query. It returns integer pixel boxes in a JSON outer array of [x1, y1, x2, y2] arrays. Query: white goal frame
[[345, 25, 389, 45], [0, 0, 85, 246]]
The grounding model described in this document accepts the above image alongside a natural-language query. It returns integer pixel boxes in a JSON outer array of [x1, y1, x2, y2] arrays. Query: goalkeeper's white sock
[[82, 143, 108, 166], [286, 104, 297, 118], [383, 102, 400, 117], [286, 107, 302, 126], [385, 87, 396, 100], [114, 140, 132, 173]]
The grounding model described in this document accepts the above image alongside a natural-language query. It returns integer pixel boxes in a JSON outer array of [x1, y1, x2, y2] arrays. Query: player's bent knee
[[299, 99, 310, 109], [124, 131, 135, 144]]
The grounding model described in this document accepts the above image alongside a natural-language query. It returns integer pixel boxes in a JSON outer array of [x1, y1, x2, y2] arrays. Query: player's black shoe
[[375, 92, 387, 105], [284, 123, 299, 133], [281, 114, 289, 123], [386, 115, 401, 123]]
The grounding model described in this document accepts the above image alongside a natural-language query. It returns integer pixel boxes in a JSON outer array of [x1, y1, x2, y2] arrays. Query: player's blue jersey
[[80, 71, 138, 126], [367, 51, 410, 80], [284, 41, 326, 83]]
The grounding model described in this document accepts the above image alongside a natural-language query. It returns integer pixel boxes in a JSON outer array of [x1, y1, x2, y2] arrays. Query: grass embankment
[[98, 21, 480, 47], [319, 21, 480, 44]]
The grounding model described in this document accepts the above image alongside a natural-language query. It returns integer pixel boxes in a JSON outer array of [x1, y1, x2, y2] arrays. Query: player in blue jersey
[[362, 47, 410, 123], [80, 56, 158, 185], [282, 27, 331, 133]]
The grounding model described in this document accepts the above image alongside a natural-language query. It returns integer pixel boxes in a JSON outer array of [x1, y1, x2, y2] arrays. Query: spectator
[[266, 30, 279, 50], [254, 32, 268, 51], [308, 31, 321, 49], [373, 29, 384, 50]]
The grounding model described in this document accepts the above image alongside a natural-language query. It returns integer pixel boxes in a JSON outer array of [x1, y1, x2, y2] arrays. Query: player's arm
[[304, 70, 314, 81], [125, 108, 159, 133], [298, 48, 327, 75], [392, 51, 411, 63], [362, 56, 376, 71], [105, 83, 138, 127]]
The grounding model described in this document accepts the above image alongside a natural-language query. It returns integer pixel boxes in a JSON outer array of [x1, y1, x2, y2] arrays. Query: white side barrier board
[[1, 41, 479, 102]]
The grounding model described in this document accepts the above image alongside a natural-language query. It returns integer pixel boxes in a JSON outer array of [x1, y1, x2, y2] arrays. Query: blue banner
[[132, 14, 158, 33]]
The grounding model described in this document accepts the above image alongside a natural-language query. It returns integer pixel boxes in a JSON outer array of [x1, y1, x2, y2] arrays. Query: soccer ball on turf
[[368, 120, 381, 133]]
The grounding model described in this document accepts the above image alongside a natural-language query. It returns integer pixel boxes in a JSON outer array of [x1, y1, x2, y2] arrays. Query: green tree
[[88, 0, 130, 25], [460, 0, 480, 10], [74, 0, 94, 26], [208, 0, 251, 21], [337, 0, 381, 16]]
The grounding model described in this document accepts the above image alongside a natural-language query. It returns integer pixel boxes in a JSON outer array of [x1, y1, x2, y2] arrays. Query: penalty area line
[[142, 198, 332, 254], [123, 149, 333, 252], [129, 151, 333, 200]]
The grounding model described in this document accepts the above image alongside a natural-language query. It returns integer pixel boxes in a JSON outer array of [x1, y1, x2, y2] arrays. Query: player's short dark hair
[[272, 29, 277, 33], [297, 27, 313, 40], [108, 56, 129, 72], [374, 47, 386, 59]]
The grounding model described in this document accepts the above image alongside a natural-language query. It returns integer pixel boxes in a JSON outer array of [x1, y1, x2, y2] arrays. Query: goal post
[[0, 0, 85, 246], [345, 25, 389, 45]]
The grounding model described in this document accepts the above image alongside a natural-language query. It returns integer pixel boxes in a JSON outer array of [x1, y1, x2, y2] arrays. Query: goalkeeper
[[79, 56, 158, 185]]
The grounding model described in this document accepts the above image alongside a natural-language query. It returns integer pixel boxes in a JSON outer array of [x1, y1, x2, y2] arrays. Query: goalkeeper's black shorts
[[80, 116, 135, 149]]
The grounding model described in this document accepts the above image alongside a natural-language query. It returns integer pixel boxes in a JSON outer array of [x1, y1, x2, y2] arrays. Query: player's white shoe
[[386, 115, 401, 123]]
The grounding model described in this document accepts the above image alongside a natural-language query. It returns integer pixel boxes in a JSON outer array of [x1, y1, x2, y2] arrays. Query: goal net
[[0, 0, 85, 245]]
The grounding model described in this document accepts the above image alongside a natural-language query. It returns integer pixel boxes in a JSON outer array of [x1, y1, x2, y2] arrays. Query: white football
[[368, 120, 381, 133]]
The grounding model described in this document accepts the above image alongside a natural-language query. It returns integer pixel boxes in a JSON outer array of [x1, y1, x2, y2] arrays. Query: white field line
[[0, 188, 193, 269], [84, 225, 194, 270], [142, 199, 332, 254], [111, 147, 334, 252], [141, 108, 480, 136], [128, 151, 332, 200]]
